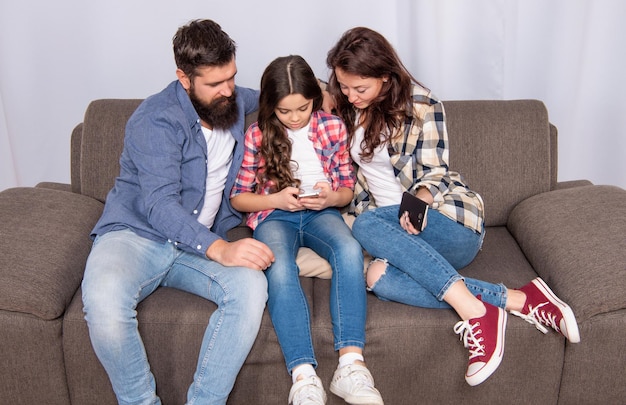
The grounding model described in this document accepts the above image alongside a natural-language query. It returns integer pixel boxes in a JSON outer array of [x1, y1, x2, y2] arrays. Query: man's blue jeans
[[253, 208, 366, 373], [81, 229, 268, 405], [352, 205, 507, 309]]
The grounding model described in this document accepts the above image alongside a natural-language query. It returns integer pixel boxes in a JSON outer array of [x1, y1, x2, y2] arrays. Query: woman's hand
[[400, 187, 431, 234], [399, 210, 427, 235]]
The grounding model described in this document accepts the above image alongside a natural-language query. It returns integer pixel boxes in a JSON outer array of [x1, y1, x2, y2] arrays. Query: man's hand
[[206, 238, 274, 271]]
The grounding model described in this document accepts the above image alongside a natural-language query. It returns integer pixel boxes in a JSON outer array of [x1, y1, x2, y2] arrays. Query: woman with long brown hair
[[326, 27, 580, 387]]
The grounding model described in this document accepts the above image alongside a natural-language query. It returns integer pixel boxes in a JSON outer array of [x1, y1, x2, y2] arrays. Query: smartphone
[[298, 191, 320, 198], [398, 192, 429, 231]]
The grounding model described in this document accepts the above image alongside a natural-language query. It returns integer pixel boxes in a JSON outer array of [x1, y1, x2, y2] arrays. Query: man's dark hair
[[173, 19, 237, 81]]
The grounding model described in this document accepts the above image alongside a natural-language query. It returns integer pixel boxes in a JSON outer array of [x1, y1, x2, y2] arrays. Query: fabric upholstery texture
[[0, 187, 102, 319], [1, 98, 624, 405], [508, 184, 626, 322]]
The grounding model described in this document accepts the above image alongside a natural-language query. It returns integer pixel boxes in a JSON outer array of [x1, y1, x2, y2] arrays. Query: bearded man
[[81, 19, 274, 405]]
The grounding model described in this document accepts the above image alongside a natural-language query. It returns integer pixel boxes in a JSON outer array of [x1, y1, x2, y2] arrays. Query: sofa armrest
[[507, 185, 626, 322], [0, 187, 103, 320], [35, 182, 72, 192], [555, 179, 593, 190]]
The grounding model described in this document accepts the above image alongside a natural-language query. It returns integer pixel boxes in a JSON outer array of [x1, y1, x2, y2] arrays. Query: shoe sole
[[465, 309, 507, 386], [532, 278, 580, 343]]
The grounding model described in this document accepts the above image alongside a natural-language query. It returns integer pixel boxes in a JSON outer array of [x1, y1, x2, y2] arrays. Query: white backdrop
[[1, 0, 624, 192]]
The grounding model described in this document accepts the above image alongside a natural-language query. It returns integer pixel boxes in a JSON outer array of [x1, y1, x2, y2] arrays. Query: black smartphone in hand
[[398, 192, 429, 231]]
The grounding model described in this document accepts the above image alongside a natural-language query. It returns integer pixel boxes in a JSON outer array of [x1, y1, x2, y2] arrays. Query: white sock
[[292, 363, 316, 384], [338, 352, 364, 369]]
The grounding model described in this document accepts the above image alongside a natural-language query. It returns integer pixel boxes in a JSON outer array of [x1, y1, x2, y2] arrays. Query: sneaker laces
[[454, 320, 485, 359], [296, 389, 322, 403], [510, 302, 556, 334], [290, 376, 325, 405], [342, 365, 374, 388]]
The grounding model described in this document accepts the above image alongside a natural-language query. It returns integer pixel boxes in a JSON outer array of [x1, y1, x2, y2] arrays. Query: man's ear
[[176, 68, 191, 91]]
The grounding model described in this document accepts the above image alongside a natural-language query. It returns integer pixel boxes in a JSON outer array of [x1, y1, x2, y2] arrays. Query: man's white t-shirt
[[197, 126, 236, 229]]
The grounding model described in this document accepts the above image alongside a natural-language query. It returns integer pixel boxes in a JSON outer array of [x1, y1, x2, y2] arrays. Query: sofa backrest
[[74, 99, 143, 202], [71, 98, 555, 226], [443, 100, 553, 226]]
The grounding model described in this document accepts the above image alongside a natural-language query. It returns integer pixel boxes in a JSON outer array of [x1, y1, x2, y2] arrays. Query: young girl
[[325, 27, 580, 387], [230, 55, 383, 405]]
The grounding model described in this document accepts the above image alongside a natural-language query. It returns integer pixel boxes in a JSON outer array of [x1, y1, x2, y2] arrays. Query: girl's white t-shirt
[[197, 126, 236, 229], [350, 125, 403, 207], [287, 123, 328, 194]]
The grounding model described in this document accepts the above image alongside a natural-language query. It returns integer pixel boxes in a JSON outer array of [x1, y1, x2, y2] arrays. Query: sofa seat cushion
[[62, 224, 566, 404], [508, 185, 626, 322], [0, 187, 103, 320], [63, 279, 301, 405], [306, 227, 553, 404], [305, 227, 562, 404]]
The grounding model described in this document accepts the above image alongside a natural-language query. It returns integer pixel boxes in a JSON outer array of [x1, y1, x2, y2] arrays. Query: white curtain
[[0, 93, 17, 191], [0, 0, 624, 190], [398, 0, 626, 187]]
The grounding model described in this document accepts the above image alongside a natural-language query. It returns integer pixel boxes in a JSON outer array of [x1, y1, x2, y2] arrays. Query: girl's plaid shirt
[[231, 110, 355, 230]]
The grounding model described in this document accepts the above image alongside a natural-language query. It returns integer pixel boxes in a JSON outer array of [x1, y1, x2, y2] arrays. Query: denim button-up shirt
[[91, 80, 259, 256]]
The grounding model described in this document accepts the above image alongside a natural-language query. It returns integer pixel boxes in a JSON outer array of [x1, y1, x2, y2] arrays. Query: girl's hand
[[275, 186, 306, 212], [298, 182, 332, 211]]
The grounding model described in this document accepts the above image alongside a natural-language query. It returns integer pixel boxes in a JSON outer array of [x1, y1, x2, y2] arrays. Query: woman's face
[[335, 67, 386, 110], [275, 93, 313, 130]]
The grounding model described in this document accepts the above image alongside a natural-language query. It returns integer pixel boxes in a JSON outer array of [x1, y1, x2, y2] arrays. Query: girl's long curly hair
[[326, 27, 426, 161], [257, 55, 323, 192]]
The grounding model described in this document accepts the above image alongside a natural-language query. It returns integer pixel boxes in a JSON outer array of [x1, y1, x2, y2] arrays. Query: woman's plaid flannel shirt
[[231, 110, 355, 230], [352, 84, 485, 234]]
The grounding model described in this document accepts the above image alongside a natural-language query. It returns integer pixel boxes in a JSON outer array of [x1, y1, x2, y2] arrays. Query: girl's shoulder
[[244, 122, 264, 145], [245, 121, 261, 136], [312, 110, 346, 126]]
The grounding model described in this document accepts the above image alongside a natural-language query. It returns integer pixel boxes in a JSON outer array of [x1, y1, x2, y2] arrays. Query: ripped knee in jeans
[[366, 258, 388, 290]]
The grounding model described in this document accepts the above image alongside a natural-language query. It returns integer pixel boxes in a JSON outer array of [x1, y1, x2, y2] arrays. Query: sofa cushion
[[64, 281, 298, 405], [444, 100, 552, 226], [0, 312, 70, 405], [508, 185, 626, 322], [304, 227, 563, 404], [76, 100, 259, 204], [78, 99, 143, 203], [0, 187, 103, 320]]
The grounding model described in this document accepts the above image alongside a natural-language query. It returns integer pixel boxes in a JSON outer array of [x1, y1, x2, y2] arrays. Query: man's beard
[[189, 87, 239, 130]]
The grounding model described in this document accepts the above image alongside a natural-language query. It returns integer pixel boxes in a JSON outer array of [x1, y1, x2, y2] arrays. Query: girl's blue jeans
[[351, 205, 507, 309], [254, 208, 366, 373], [82, 228, 268, 405]]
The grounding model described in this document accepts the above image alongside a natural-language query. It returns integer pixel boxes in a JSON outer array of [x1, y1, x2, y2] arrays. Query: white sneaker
[[330, 364, 384, 405], [288, 375, 327, 405]]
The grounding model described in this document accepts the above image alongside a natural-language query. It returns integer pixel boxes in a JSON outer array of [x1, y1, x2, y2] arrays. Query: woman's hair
[[173, 19, 237, 81], [257, 55, 323, 192], [326, 27, 423, 161]]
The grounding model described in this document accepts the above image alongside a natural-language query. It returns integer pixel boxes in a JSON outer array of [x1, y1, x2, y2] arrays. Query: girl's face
[[335, 67, 386, 110], [275, 93, 313, 130]]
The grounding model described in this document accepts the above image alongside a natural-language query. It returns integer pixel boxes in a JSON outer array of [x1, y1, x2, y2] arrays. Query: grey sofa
[[1, 98, 625, 405]]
